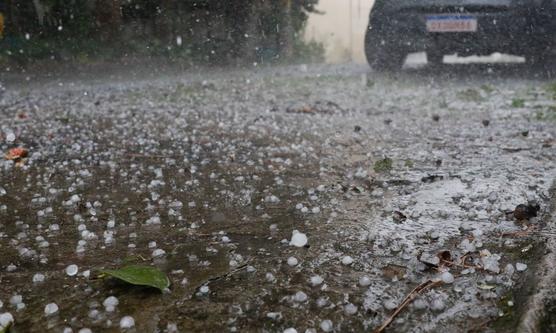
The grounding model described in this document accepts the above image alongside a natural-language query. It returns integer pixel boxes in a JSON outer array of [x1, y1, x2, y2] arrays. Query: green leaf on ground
[[99, 265, 170, 292], [511, 98, 525, 108], [0, 323, 12, 333], [374, 157, 393, 173]]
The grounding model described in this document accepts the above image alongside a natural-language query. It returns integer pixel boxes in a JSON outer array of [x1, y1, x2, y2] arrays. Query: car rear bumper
[[369, 8, 555, 56]]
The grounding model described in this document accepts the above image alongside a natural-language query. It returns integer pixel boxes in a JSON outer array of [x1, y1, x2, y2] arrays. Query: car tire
[[427, 51, 444, 66], [528, 52, 553, 71], [364, 28, 406, 72]]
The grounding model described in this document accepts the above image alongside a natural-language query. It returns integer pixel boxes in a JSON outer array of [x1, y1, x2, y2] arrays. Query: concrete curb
[[517, 186, 556, 333]]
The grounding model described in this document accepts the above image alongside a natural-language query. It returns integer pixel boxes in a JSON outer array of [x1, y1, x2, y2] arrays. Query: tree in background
[[0, 0, 322, 65]]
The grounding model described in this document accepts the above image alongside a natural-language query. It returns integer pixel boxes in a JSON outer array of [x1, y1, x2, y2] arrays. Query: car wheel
[[427, 51, 444, 66], [528, 52, 553, 71], [364, 28, 406, 72]]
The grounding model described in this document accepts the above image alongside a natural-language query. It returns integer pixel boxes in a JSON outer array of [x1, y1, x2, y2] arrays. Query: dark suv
[[365, 0, 556, 70]]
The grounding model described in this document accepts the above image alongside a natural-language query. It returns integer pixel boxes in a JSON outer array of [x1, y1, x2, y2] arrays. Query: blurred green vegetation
[[0, 0, 324, 67]]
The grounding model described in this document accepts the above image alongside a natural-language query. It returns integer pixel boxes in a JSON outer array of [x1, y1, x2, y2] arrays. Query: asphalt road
[[1, 62, 555, 333]]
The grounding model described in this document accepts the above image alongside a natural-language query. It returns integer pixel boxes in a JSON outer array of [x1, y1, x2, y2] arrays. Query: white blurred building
[[304, 0, 375, 63]]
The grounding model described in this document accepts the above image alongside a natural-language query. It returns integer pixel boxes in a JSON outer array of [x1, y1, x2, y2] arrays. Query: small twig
[[499, 225, 538, 238], [468, 318, 492, 332], [206, 261, 251, 283], [501, 147, 531, 153], [440, 259, 484, 271], [373, 279, 442, 333], [194, 260, 252, 292]]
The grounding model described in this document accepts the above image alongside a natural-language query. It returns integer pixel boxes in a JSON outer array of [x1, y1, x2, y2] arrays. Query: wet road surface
[[1, 63, 555, 332]]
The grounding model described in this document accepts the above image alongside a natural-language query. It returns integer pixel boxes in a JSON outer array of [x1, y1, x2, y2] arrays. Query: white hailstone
[[148, 241, 157, 248], [0, 187, 6, 196], [152, 249, 166, 257], [88, 309, 100, 319], [5, 132, 15, 143], [311, 207, 320, 214], [480, 250, 501, 274], [78, 329, 92, 333], [516, 263, 528, 272], [199, 285, 209, 294], [265, 273, 276, 283], [441, 271, 455, 284], [66, 264, 79, 276], [287, 257, 299, 266], [103, 296, 119, 312], [44, 303, 59, 316], [341, 256, 354, 265], [9, 295, 22, 306], [167, 323, 179, 333], [316, 297, 328, 307], [413, 299, 428, 310], [146, 215, 161, 225], [283, 329, 297, 333], [266, 312, 282, 320], [344, 303, 358, 315], [62, 327, 73, 333], [82, 270, 90, 278], [310, 275, 324, 286], [383, 299, 398, 310], [359, 275, 372, 287], [120, 316, 135, 329], [293, 291, 308, 302], [266, 195, 280, 203], [289, 230, 308, 247], [221, 236, 231, 243], [431, 298, 445, 311], [504, 264, 515, 276], [320, 320, 333, 332], [0, 312, 14, 328], [33, 273, 46, 283]]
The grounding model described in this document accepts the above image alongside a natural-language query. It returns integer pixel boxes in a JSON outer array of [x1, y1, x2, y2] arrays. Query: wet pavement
[[1, 62, 555, 333]]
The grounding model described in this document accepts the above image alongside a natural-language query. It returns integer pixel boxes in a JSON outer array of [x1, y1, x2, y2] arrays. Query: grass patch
[[481, 84, 494, 94], [458, 88, 484, 102], [534, 106, 556, 122], [546, 82, 556, 100], [374, 157, 393, 173], [511, 98, 526, 108]]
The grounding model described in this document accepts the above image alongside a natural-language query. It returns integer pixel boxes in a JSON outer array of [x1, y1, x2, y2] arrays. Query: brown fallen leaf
[[437, 250, 453, 267], [5, 147, 28, 160], [5, 147, 29, 167], [513, 202, 540, 222], [392, 211, 407, 223]]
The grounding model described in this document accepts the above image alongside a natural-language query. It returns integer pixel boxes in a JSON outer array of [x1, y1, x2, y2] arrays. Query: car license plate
[[426, 15, 478, 32]]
